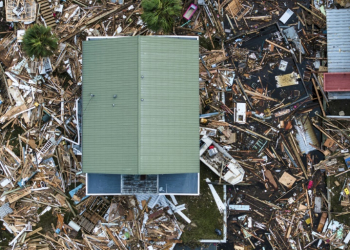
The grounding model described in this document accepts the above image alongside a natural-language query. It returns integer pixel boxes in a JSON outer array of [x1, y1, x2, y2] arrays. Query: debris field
[[0, 0, 350, 249]]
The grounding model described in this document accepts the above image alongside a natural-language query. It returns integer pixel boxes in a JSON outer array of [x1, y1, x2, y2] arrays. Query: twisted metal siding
[[327, 9, 350, 73]]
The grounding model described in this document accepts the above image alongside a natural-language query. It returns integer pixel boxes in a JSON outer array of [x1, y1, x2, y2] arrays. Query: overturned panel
[[294, 114, 319, 154], [275, 72, 299, 88], [282, 27, 305, 54]]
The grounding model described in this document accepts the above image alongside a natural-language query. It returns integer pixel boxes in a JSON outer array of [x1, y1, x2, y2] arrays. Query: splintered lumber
[[264, 168, 278, 190], [285, 213, 295, 239], [82, 232, 94, 250], [312, 78, 326, 116], [162, 242, 174, 250], [245, 15, 272, 20], [60, 3, 132, 43], [7, 187, 32, 203], [105, 227, 120, 248], [245, 193, 281, 210], [225, 0, 242, 17], [334, 168, 350, 177], [226, 14, 236, 33], [313, 123, 345, 149], [104, 226, 127, 250], [160, 223, 173, 231], [137, 196, 151, 220], [146, 238, 182, 243], [305, 189, 313, 226], [148, 207, 169, 221], [0, 104, 27, 123], [236, 78, 254, 110], [0, 63, 14, 105], [36, 232, 66, 248], [141, 200, 149, 212], [244, 89, 279, 102], [230, 124, 272, 141], [26, 227, 43, 238], [297, 3, 326, 21], [4, 146, 22, 163], [265, 39, 290, 53]]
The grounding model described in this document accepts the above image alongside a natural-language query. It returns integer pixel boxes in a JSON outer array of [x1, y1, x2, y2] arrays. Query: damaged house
[[82, 36, 200, 195], [5, 0, 37, 22]]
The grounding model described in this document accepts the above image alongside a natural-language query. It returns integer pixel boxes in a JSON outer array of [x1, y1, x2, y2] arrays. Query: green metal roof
[[82, 36, 199, 175]]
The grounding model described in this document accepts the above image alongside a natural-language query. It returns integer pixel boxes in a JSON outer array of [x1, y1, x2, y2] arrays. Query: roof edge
[[137, 36, 141, 174], [86, 35, 199, 41]]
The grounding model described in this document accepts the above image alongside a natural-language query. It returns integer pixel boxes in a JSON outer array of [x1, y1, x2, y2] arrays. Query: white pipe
[[9, 227, 26, 246]]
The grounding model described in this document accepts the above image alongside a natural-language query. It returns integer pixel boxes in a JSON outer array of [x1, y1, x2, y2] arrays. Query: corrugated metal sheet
[[82, 37, 139, 174], [82, 37, 199, 175], [327, 9, 350, 73], [140, 37, 199, 174]]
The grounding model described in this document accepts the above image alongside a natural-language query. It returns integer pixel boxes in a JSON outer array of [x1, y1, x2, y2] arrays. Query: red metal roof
[[324, 73, 350, 92]]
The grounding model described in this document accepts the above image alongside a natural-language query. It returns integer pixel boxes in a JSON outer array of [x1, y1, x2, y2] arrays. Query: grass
[[328, 171, 350, 225], [0, 221, 13, 247], [5, 125, 24, 156], [175, 163, 224, 248], [34, 209, 58, 233], [199, 36, 220, 51]]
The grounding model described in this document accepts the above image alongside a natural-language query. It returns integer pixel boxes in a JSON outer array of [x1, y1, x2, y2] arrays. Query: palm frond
[[141, 0, 182, 33], [22, 25, 58, 58]]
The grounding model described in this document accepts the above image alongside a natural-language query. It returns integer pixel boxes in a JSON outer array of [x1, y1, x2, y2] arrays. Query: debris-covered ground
[[0, 0, 350, 248]]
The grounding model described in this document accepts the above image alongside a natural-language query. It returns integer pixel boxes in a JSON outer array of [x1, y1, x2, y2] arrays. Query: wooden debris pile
[[197, 0, 350, 249], [0, 0, 349, 248]]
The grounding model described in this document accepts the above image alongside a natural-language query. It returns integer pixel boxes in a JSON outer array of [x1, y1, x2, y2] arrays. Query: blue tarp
[[69, 184, 89, 204]]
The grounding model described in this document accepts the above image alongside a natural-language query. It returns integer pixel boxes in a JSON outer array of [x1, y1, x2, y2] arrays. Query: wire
[[83, 94, 95, 113]]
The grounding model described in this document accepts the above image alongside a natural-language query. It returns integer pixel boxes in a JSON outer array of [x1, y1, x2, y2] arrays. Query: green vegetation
[[328, 173, 350, 225], [199, 36, 221, 51], [175, 163, 223, 248], [35, 209, 58, 233], [22, 25, 58, 58], [4, 125, 24, 156], [141, 0, 182, 33], [0, 221, 14, 247]]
